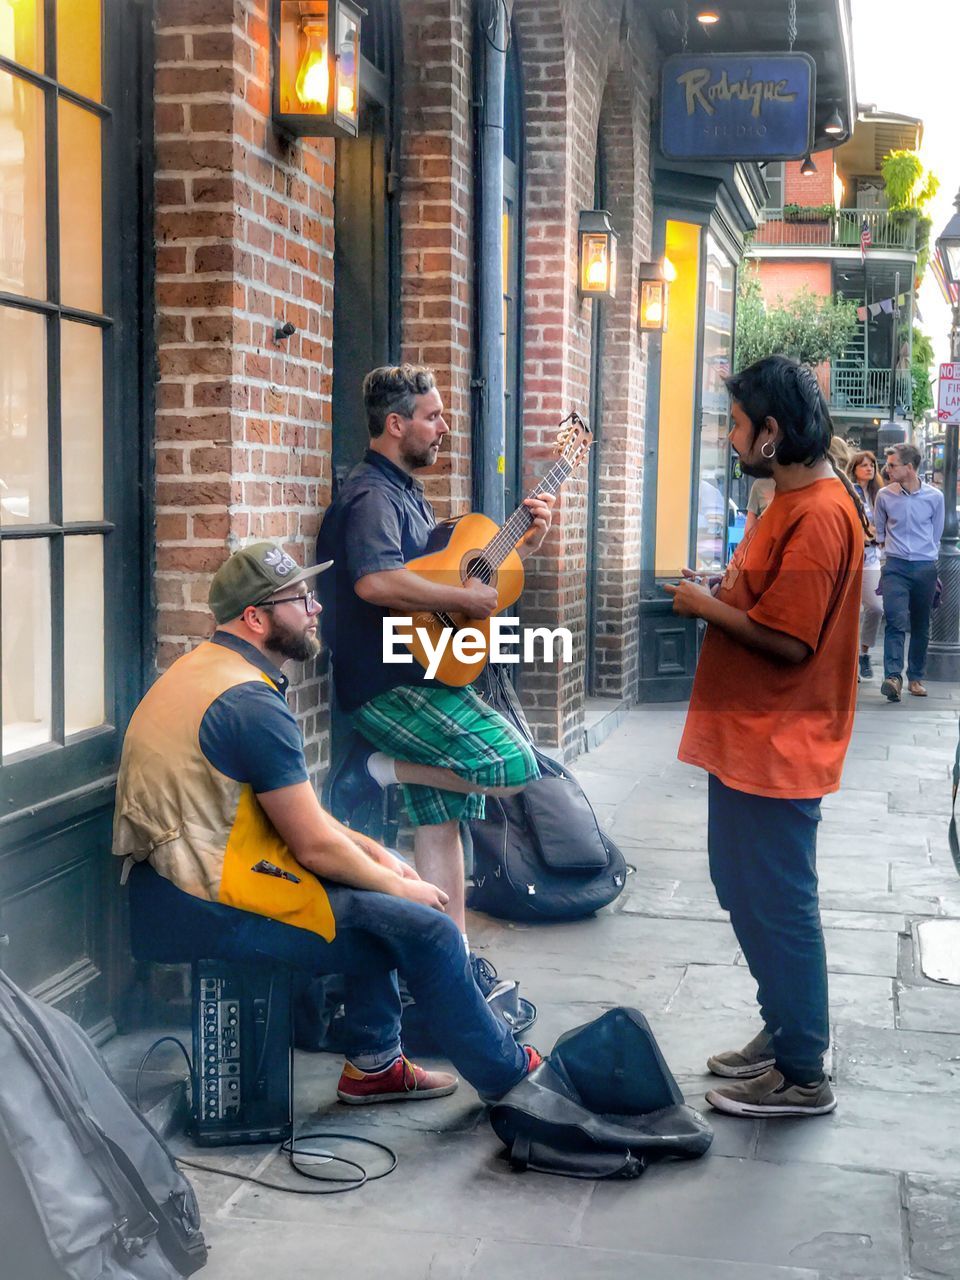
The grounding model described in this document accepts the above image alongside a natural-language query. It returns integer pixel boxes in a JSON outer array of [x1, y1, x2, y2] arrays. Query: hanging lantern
[[272, 0, 364, 138], [638, 261, 669, 333], [578, 210, 618, 299]]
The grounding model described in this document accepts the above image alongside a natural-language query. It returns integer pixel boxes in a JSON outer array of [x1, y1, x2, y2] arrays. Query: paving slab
[[577, 1156, 905, 1276], [819, 909, 907, 932], [466, 1238, 821, 1279], [832, 1022, 960, 1093], [897, 983, 960, 1033], [667, 962, 896, 1028], [756, 1087, 960, 1178], [469, 913, 740, 969], [199, 1216, 480, 1280], [905, 1174, 960, 1280], [729, 927, 899, 977]]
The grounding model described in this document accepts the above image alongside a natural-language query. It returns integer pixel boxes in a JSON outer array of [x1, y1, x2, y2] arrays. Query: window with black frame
[[0, 0, 115, 791]]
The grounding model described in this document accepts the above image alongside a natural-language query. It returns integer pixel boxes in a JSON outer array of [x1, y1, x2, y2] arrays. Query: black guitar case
[[488, 1007, 713, 1180], [467, 666, 628, 922]]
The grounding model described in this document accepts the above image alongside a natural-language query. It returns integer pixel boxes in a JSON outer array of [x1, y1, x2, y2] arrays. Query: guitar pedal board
[[191, 960, 293, 1147]]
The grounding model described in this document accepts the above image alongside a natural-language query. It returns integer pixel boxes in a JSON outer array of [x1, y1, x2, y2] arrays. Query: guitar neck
[[482, 456, 573, 569]]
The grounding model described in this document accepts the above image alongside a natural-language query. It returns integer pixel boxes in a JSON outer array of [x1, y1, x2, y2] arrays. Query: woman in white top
[[846, 450, 884, 680]]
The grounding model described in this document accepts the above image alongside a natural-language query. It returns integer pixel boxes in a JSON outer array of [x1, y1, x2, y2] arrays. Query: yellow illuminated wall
[[655, 220, 701, 576]]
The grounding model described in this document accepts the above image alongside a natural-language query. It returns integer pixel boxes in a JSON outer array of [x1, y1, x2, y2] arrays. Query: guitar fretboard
[[478, 455, 574, 574]]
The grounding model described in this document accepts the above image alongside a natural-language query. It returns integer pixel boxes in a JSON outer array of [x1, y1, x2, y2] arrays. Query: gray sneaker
[[705, 1067, 836, 1118], [706, 1029, 776, 1079]]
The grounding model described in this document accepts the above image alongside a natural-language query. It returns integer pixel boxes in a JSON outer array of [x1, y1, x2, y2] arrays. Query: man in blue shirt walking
[[875, 443, 945, 701]]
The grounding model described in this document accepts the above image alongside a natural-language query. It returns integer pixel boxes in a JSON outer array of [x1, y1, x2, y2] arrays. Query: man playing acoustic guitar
[[317, 364, 554, 983]]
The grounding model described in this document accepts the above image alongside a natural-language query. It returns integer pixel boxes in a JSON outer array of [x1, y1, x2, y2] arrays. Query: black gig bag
[[489, 1007, 713, 1180], [0, 971, 207, 1280], [467, 667, 627, 922]]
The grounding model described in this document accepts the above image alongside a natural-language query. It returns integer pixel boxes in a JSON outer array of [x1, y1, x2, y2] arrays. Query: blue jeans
[[129, 864, 527, 1099], [707, 775, 828, 1084], [881, 556, 939, 682]]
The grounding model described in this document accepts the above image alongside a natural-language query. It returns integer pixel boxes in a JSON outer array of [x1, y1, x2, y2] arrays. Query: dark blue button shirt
[[316, 450, 441, 712], [199, 632, 308, 792]]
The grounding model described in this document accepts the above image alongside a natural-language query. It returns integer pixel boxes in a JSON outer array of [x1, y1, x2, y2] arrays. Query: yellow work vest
[[113, 641, 335, 941]]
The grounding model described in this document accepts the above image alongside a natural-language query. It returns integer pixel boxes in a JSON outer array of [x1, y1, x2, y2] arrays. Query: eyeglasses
[[258, 590, 318, 612]]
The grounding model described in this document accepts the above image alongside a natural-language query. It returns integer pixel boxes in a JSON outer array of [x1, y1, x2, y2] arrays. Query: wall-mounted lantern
[[638, 261, 670, 332], [578, 210, 618, 299], [272, 0, 365, 138]]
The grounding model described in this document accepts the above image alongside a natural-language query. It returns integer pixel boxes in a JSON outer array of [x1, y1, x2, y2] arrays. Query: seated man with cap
[[114, 541, 539, 1104]]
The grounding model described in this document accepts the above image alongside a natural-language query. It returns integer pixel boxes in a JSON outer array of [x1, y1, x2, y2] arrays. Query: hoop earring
[[760, 440, 776, 460]]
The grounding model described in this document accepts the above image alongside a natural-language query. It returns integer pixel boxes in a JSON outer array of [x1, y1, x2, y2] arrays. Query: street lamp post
[[926, 187, 960, 681]]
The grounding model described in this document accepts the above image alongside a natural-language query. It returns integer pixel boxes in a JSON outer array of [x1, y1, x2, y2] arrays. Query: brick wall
[[756, 259, 833, 304], [512, 0, 656, 751], [784, 150, 835, 207], [154, 0, 334, 775]]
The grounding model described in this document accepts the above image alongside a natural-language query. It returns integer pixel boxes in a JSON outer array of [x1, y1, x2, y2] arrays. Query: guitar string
[[419, 440, 582, 634]]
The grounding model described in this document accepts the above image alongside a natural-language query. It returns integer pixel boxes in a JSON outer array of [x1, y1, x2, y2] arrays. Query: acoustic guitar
[[395, 413, 593, 686]]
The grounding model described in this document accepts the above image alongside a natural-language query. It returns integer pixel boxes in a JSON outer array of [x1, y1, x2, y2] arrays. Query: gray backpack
[[0, 971, 207, 1279]]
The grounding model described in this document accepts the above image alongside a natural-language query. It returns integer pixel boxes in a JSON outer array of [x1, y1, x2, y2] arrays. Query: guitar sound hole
[[465, 556, 494, 585]]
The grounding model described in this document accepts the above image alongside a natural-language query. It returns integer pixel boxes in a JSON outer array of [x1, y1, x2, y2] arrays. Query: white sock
[[461, 932, 470, 955], [367, 751, 399, 787]]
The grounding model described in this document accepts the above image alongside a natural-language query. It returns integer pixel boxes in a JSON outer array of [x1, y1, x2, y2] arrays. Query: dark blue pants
[[129, 864, 527, 1099], [881, 556, 939, 682], [707, 775, 828, 1084]]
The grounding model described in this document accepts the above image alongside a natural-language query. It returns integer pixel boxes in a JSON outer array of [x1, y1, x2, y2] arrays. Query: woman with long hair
[[846, 450, 884, 680]]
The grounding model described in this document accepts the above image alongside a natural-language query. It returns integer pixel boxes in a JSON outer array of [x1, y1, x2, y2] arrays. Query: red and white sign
[[938, 362, 960, 423]]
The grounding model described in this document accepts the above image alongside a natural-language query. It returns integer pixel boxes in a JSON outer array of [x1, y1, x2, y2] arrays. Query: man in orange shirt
[[666, 355, 863, 1118]]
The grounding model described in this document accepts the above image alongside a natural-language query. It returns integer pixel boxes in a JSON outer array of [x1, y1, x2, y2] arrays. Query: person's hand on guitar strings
[[518, 492, 556, 558]]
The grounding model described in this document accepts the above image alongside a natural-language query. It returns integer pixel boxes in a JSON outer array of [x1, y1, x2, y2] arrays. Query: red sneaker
[[336, 1055, 458, 1105]]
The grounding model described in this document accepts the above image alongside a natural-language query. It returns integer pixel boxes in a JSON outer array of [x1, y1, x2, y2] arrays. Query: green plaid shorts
[[352, 684, 539, 826]]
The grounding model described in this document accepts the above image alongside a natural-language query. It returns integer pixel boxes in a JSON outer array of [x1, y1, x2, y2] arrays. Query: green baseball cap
[[209, 541, 333, 624]]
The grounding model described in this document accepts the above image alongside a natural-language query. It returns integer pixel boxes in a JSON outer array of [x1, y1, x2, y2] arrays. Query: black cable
[[135, 1035, 195, 1114], [133, 1033, 398, 1195], [177, 1132, 398, 1196], [482, 0, 509, 54]]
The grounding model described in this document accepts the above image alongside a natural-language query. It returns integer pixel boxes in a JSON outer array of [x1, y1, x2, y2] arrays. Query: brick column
[[154, 0, 335, 775], [398, 0, 474, 519]]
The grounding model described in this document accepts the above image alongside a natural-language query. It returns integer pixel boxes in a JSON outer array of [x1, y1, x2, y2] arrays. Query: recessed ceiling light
[[696, 9, 721, 23]]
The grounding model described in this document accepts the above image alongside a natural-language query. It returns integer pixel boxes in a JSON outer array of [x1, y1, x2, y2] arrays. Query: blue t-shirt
[[199, 632, 309, 792], [316, 450, 443, 712]]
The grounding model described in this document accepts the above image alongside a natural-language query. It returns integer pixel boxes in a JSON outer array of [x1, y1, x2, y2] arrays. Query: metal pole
[[474, 0, 507, 523], [926, 303, 960, 680], [887, 270, 900, 423]]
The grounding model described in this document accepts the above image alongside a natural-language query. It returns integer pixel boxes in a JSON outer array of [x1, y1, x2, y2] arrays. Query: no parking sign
[[938, 362, 960, 424]]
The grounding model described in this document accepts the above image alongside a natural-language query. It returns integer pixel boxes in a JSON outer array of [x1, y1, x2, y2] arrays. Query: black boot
[[858, 652, 873, 680]]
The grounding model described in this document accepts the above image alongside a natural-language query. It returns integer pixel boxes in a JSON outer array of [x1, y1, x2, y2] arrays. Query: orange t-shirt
[[678, 476, 863, 799]]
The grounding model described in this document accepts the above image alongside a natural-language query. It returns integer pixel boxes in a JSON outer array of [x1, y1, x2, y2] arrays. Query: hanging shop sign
[[660, 53, 815, 161]]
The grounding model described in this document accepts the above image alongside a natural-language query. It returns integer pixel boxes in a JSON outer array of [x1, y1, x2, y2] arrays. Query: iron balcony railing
[[752, 208, 917, 252], [830, 366, 913, 412]]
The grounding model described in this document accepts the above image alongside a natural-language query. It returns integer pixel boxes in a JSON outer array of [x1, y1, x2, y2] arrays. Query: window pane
[[57, 0, 101, 103], [0, 306, 48, 525], [61, 320, 103, 520], [695, 235, 736, 572], [0, 71, 46, 298], [0, 0, 43, 74], [58, 100, 102, 312], [64, 535, 104, 734], [1, 536, 52, 756]]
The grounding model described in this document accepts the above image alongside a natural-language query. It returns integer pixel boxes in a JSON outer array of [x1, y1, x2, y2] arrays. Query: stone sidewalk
[[174, 679, 960, 1280]]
